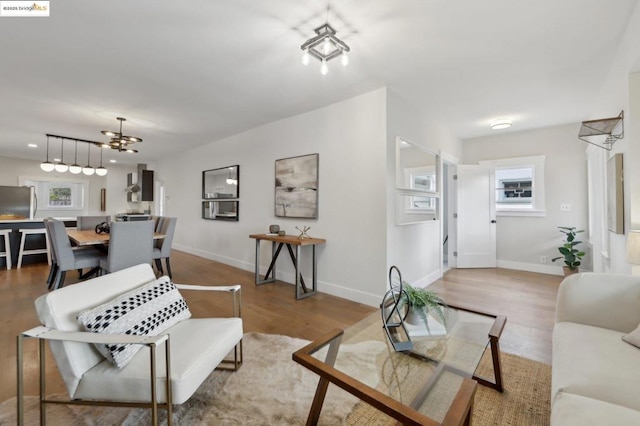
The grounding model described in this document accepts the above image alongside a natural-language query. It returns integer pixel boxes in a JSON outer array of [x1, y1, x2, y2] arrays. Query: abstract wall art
[[275, 153, 318, 219]]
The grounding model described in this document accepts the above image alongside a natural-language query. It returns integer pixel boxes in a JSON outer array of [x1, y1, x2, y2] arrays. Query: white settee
[[552, 273, 640, 425]]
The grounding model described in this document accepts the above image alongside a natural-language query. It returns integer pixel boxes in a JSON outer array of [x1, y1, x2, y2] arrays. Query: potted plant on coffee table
[[399, 283, 447, 333], [552, 226, 585, 276]]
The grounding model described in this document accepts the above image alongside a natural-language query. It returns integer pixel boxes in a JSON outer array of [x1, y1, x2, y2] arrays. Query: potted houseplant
[[399, 282, 447, 332], [552, 226, 585, 276]]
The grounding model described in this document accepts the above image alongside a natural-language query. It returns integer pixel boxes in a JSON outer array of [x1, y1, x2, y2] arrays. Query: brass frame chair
[[17, 264, 243, 425]]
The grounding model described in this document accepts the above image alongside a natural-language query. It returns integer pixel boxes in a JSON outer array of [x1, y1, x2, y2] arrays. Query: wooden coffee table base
[[293, 328, 478, 426]]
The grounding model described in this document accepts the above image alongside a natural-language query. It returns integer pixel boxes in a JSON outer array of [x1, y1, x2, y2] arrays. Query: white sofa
[[552, 273, 640, 425]]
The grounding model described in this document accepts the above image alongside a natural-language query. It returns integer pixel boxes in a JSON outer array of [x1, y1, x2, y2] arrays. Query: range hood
[[126, 163, 154, 202]]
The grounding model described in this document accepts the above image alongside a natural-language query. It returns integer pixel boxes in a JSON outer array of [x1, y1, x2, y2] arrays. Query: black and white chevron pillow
[[77, 276, 191, 368]]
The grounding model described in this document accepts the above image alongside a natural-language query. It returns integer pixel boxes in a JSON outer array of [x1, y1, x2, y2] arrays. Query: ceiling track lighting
[[40, 134, 111, 176], [101, 117, 141, 153], [301, 23, 350, 75]]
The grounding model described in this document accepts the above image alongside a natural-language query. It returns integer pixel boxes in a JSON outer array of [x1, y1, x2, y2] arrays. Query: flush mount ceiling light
[[490, 118, 513, 130], [301, 23, 350, 75], [578, 110, 624, 151], [101, 117, 141, 153]]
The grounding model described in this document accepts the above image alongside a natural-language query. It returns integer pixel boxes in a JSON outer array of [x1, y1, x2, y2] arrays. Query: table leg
[[306, 334, 342, 425], [489, 335, 504, 392], [295, 245, 301, 299], [263, 243, 284, 282], [472, 315, 506, 392], [286, 244, 308, 294], [255, 240, 282, 285], [254, 239, 260, 284]]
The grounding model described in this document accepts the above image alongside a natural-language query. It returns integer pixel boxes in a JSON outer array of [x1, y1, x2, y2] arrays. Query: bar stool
[[17, 228, 51, 268], [0, 229, 11, 270]]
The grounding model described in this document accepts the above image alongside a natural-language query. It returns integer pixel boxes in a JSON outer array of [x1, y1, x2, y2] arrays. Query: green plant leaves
[[553, 226, 585, 270]]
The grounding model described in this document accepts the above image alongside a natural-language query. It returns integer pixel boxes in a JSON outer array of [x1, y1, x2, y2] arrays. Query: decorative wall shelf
[[578, 110, 624, 151]]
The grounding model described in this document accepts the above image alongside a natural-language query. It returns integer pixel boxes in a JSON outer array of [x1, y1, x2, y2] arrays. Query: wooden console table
[[249, 233, 326, 300]]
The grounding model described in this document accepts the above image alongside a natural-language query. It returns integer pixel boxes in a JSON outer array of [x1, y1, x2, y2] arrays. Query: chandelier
[[101, 117, 141, 153], [301, 23, 350, 75]]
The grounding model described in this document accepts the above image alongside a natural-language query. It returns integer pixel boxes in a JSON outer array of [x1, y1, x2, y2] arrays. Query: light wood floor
[[0, 251, 561, 403]]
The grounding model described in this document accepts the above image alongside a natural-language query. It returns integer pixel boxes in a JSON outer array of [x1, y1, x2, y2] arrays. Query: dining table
[[67, 229, 165, 246]]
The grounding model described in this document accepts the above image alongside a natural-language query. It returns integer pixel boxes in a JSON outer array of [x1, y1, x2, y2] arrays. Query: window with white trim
[[480, 155, 546, 217]]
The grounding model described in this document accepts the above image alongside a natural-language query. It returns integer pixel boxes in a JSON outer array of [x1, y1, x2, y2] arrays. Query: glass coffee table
[[293, 305, 506, 425]]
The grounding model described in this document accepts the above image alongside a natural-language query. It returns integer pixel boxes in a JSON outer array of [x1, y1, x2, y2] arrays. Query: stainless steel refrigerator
[[0, 185, 35, 219]]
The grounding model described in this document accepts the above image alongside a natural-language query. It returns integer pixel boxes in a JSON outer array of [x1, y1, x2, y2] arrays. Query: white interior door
[[456, 165, 496, 268]]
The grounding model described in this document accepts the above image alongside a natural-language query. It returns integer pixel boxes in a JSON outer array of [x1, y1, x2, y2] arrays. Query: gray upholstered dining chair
[[77, 215, 111, 231], [48, 219, 106, 290], [153, 217, 176, 279], [43, 218, 58, 289], [101, 220, 154, 275]]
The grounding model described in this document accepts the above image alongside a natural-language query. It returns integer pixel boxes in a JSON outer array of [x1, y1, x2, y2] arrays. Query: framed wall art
[[607, 153, 624, 234], [274, 153, 318, 219]]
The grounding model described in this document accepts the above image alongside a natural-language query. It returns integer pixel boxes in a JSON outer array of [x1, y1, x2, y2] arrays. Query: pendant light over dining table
[[40, 134, 110, 176]]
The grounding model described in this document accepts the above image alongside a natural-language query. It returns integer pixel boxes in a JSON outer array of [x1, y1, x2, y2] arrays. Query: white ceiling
[[0, 0, 637, 166]]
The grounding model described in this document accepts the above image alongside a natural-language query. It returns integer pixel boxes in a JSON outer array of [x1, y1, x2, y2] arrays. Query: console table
[[249, 233, 326, 300]]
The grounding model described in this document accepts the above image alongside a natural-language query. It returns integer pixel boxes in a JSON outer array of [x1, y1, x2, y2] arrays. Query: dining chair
[[77, 215, 111, 231], [101, 220, 154, 274], [153, 217, 176, 279], [48, 219, 106, 290], [43, 218, 58, 289]]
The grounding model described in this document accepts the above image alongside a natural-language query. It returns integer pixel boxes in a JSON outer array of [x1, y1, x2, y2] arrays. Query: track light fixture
[[40, 134, 111, 176]]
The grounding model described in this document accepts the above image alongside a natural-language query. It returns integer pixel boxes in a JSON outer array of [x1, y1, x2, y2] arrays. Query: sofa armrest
[[174, 283, 242, 318], [555, 273, 640, 333]]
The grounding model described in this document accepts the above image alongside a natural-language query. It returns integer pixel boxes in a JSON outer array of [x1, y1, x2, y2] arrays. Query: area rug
[[0, 333, 551, 425], [0, 333, 385, 425], [345, 350, 551, 426]]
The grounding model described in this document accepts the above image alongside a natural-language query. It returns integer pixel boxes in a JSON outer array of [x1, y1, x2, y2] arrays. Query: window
[[496, 167, 533, 205], [22, 179, 86, 212], [480, 156, 546, 217], [49, 186, 72, 207]]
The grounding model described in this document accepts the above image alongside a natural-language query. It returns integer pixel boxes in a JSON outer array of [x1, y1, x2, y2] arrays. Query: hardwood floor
[[429, 267, 560, 365], [0, 251, 561, 404]]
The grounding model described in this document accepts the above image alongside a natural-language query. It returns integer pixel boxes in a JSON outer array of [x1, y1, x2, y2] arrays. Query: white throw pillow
[[622, 323, 640, 349], [77, 276, 191, 368]]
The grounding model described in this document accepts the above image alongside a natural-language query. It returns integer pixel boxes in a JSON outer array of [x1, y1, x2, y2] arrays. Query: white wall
[[386, 91, 463, 287], [463, 124, 588, 275], [0, 155, 139, 218], [585, 1, 640, 273], [155, 89, 388, 306]]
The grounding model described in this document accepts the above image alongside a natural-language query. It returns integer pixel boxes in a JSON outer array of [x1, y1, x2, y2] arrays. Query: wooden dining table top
[[67, 229, 165, 246]]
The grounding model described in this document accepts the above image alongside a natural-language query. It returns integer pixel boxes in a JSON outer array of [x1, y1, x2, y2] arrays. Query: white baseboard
[[414, 269, 444, 288], [173, 244, 382, 307], [497, 259, 564, 276]]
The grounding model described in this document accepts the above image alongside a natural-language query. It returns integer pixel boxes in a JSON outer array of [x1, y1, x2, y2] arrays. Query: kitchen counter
[[0, 217, 76, 223], [0, 218, 77, 268]]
